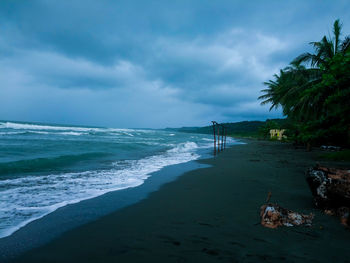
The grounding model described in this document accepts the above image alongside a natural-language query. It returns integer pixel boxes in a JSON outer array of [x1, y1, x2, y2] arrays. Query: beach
[[9, 140, 350, 262]]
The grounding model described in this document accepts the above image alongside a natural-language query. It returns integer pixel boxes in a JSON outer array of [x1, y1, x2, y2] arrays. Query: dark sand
[[11, 140, 350, 262]]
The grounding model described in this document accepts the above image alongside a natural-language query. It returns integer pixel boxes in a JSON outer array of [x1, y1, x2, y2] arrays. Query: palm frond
[[320, 36, 334, 59], [333, 19, 342, 53], [291, 52, 313, 66], [340, 36, 350, 53]]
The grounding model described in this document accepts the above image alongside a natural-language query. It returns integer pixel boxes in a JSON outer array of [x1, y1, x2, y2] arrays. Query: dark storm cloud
[[0, 0, 350, 127]]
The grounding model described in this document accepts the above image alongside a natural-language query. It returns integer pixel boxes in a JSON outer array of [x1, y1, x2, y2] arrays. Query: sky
[[0, 0, 349, 128]]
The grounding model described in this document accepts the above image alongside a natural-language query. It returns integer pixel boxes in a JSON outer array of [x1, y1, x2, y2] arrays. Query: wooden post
[[211, 122, 227, 154], [212, 121, 216, 155], [217, 125, 220, 152], [224, 127, 227, 149], [221, 125, 224, 151]]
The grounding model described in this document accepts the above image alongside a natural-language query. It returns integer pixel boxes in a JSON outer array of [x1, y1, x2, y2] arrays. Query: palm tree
[[258, 70, 284, 111], [291, 20, 350, 123], [292, 19, 350, 68], [260, 19, 349, 120], [259, 64, 319, 120], [259, 19, 350, 146]]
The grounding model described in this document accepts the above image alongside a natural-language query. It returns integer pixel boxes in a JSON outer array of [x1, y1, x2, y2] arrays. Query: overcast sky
[[0, 1, 349, 128]]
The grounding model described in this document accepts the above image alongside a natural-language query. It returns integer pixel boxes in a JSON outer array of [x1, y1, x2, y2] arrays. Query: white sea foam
[[0, 131, 24, 135], [0, 122, 98, 132], [0, 130, 86, 136], [58, 131, 86, 136], [0, 122, 238, 239], [122, 132, 134, 137], [29, 131, 50, 134], [0, 121, 137, 134], [0, 141, 200, 239], [0, 131, 50, 136]]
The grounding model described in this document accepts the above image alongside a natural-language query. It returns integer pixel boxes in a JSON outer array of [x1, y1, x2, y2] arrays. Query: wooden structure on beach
[[211, 121, 227, 155], [269, 129, 287, 141]]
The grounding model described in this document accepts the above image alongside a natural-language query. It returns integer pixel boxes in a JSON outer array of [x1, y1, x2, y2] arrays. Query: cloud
[[0, 47, 209, 128], [149, 29, 289, 109], [0, 0, 350, 127]]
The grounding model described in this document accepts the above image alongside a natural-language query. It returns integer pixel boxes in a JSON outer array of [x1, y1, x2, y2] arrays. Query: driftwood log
[[306, 165, 350, 227], [260, 192, 313, 229], [260, 203, 313, 229]]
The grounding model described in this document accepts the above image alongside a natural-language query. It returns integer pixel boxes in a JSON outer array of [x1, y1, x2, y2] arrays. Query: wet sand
[[12, 140, 350, 262]]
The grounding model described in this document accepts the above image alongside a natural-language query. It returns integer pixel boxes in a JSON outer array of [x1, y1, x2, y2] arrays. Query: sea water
[[0, 121, 237, 238]]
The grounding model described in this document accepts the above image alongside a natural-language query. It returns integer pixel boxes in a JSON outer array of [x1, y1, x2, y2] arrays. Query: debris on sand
[[260, 203, 314, 229], [324, 207, 350, 227], [306, 165, 350, 227], [306, 165, 350, 208], [320, 145, 341, 151]]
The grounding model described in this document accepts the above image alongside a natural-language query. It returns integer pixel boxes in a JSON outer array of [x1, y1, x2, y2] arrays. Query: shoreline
[[0, 150, 211, 261], [8, 140, 350, 262]]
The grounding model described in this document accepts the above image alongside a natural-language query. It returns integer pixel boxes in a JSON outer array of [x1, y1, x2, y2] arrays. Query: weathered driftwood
[[306, 165, 350, 227], [260, 193, 313, 228], [306, 166, 350, 208], [324, 207, 350, 227], [320, 145, 341, 151], [260, 203, 313, 229]]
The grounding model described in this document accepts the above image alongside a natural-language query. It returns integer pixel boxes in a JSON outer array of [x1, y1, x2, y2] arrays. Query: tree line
[[259, 19, 350, 148]]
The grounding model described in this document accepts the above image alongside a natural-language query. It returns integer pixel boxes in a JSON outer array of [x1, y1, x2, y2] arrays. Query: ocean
[[0, 120, 235, 239]]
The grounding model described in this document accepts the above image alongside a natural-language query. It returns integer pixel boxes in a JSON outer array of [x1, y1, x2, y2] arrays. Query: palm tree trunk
[[306, 141, 312, 151]]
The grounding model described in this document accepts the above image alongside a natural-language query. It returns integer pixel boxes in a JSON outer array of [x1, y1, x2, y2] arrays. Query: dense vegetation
[[167, 119, 288, 138], [259, 20, 350, 148]]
